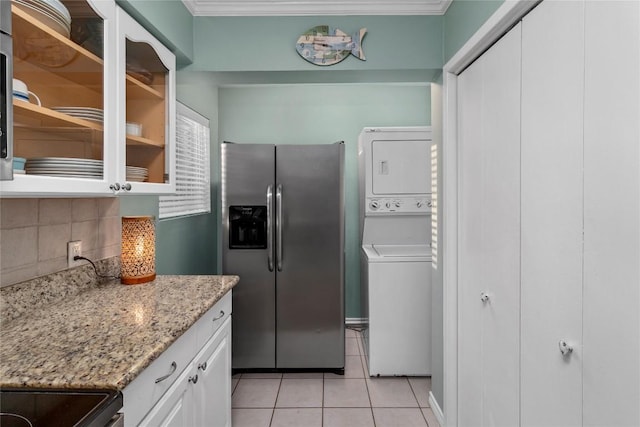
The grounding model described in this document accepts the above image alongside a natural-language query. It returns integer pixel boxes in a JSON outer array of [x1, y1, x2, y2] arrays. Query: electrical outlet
[[67, 241, 83, 268]]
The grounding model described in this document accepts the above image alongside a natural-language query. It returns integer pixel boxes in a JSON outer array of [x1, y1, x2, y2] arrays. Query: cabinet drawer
[[122, 325, 196, 427], [195, 292, 232, 351]]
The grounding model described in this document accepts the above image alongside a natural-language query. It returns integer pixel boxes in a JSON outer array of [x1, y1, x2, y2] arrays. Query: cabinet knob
[[189, 374, 199, 384], [559, 340, 573, 356], [198, 362, 207, 371], [122, 183, 132, 191], [480, 292, 490, 303], [110, 183, 121, 192]]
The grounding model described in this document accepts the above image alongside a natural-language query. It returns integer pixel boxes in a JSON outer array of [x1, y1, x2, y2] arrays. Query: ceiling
[[181, 0, 453, 16]]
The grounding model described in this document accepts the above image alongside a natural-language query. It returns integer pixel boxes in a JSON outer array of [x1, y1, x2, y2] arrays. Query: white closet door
[[520, 1, 584, 426], [457, 23, 521, 427], [583, 2, 640, 426]]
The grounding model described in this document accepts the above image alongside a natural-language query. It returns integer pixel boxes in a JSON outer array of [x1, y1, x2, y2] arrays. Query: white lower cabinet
[[123, 292, 232, 427], [138, 366, 195, 427], [139, 318, 231, 427], [194, 318, 232, 427]]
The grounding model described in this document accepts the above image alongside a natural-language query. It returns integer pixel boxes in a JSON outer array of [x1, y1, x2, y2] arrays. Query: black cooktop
[[0, 389, 122, 427]]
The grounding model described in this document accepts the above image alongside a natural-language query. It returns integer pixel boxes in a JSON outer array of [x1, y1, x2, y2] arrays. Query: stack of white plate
[[25, 157, 103, 179], [13, 0, 71, 38], [126, 166, 148, 182], [52, 107, 103, 123]]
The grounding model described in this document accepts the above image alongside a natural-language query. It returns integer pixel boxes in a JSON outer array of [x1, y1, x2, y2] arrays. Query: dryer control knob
[[370, 201, 379, 210], [394, 201, 401, 208], [417, 201, 423, 208], [385, 202, 391, 208]]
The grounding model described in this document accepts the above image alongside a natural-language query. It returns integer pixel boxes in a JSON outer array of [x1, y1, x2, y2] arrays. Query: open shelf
[[12, 5, 104, 88], [126, 75, 164, 99], [126, 134, 164, 148], [14, 100, 104, 131]]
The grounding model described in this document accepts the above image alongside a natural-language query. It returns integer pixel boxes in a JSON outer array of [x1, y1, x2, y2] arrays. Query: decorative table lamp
[[121, 216, 156, 284]]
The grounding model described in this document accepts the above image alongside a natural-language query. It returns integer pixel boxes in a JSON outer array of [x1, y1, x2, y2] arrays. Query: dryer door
[[371, 139, 430, 195]]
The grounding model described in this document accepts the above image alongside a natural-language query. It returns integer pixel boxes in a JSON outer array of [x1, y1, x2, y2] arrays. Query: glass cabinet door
[[5, 0, 115, 195], [116, 8, 175, 194]]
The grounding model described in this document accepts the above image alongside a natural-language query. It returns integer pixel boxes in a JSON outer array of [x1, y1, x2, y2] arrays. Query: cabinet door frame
[[1, 0, 117, 197], [114, 7, 176, 195], [194, 317, 232, 427]]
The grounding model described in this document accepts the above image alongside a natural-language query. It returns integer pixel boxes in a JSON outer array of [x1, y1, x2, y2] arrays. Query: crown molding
[[181, 0, 453, 16]]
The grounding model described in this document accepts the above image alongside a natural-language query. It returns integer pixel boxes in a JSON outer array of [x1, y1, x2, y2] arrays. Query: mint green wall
[[120, 71, 219, 274], [117, 0, 194, 65], [444, 0, 504, 62], [218, 84, 430, 318], [188, 16, 442, 72]]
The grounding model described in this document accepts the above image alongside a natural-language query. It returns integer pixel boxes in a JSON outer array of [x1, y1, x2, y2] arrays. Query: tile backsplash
[[0, 198, 121, 287]]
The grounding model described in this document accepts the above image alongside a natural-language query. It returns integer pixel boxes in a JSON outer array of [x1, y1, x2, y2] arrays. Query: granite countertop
[[0, 275, 239, 391]]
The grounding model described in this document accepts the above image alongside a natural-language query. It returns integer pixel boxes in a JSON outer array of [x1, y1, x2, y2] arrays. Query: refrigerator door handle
[[276, 184, 283, 271], [267, 185, 274, 271]]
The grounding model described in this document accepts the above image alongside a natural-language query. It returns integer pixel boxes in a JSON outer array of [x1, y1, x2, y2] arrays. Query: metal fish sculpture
[[296, 25, 367, 66]]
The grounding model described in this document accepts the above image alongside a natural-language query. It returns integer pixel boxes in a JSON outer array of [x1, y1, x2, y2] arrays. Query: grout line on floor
[[268, 376, 283, 427], [408, 377, 421, 409]]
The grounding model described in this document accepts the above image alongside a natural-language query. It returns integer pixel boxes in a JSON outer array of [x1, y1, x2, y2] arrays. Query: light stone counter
[[0, 273, 238, 391]]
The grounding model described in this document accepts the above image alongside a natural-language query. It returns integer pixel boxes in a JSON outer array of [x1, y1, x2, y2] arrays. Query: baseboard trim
[[429, 391, 445, 426], [345, 317, 365, 325]]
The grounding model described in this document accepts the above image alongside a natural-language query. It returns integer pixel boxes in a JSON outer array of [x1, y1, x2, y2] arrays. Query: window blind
[[159, 102, 211, 219]]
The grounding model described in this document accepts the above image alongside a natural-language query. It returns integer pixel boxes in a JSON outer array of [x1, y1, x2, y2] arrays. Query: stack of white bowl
[[13, 0, 71, 38]]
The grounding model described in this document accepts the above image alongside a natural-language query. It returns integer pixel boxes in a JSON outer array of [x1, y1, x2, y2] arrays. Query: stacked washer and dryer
[[358, 127, 432, 377]]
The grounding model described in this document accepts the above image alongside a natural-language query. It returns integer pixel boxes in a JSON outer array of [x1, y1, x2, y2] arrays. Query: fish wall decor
[[296, 25, 367, 66]]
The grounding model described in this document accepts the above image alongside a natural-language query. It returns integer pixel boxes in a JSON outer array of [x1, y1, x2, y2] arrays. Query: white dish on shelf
[[26, 169, 102, 175], [37, 0, 71, 22], [13, 0, 70, 38], [52, 107, 104, 123], [25, 172, 103, 179], [27, 164, 103, 172], [27, 157, 103, 164], [52, 106, 103, 113], [52, 107, 103, 115]]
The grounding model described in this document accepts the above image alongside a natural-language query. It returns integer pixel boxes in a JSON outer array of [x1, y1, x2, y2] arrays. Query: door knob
[[559, 340, 573, 356]]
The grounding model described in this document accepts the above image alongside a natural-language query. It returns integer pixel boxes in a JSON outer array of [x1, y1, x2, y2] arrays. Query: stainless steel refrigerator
[[222, 142, 345, 372]]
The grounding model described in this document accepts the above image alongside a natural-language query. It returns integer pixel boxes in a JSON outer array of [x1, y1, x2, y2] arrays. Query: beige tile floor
[[231, 328, 440, 427]]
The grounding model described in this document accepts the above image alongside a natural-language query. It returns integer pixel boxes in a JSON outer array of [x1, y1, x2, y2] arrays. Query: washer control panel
[[366, 197, 432, 214]]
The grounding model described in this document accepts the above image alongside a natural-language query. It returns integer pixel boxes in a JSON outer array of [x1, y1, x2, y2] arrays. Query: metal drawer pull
[[189, 374, 198, 384], [559, 340, 573, 356], [155, 361, 177, 383], [198, 362, 207, 371], [212, 310, 225, 321]]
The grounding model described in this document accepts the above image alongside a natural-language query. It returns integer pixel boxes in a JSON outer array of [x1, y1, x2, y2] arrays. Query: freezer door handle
[[267, 185, 274, 271], [276, 184, 283, 271]]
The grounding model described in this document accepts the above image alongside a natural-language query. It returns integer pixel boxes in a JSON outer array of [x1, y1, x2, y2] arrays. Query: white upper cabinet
[[115, 7, 176, 195], [0, 0, 175, 197], [2, 0, 116, 196]]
